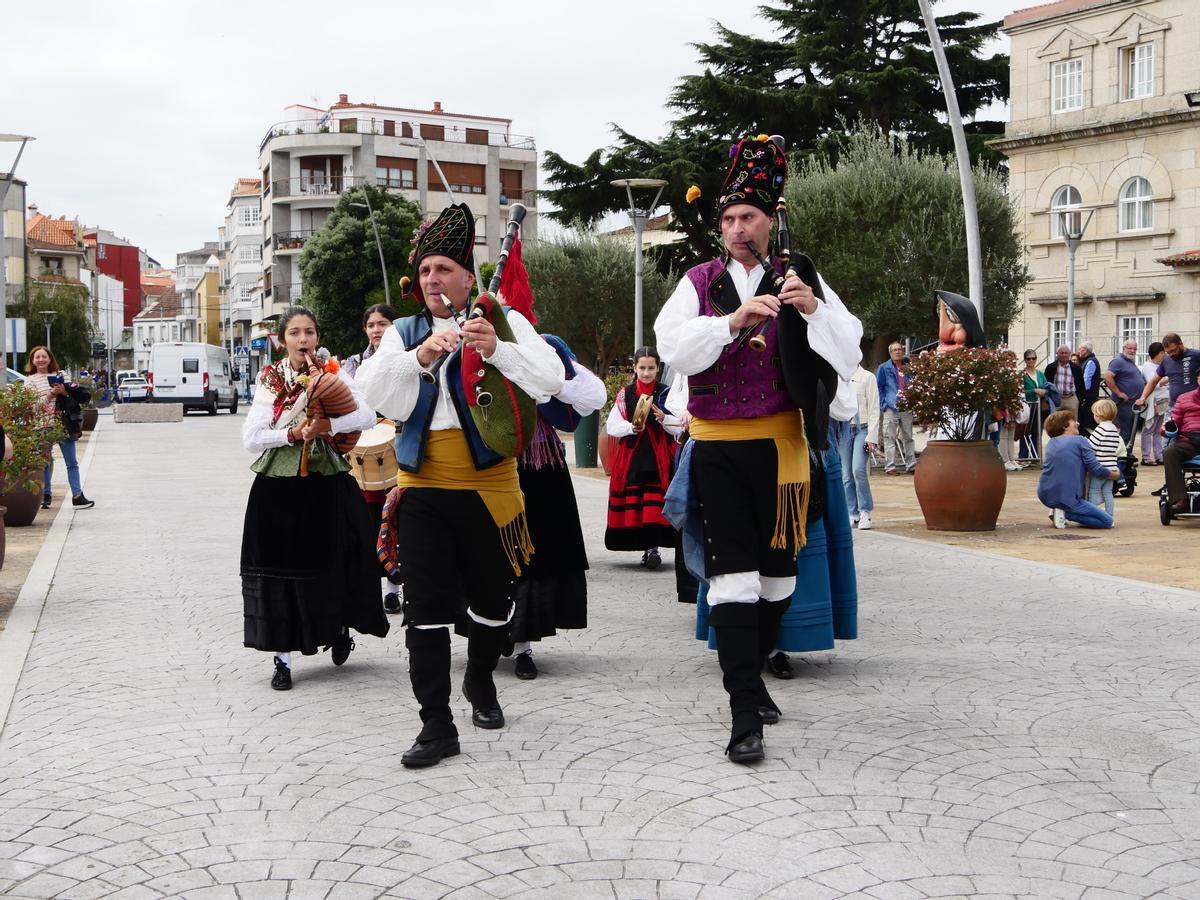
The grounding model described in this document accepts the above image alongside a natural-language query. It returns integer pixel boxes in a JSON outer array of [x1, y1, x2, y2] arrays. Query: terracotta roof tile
[[1005, 0, 1116, 29], [230, 177, 261, 197], [1156, 249, 1200, 268], [26, 213, 81, 249]]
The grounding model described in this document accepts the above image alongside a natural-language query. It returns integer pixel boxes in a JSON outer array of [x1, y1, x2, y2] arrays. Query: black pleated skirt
[[510, 462, 588, 642], [241, 472, 390, 654]]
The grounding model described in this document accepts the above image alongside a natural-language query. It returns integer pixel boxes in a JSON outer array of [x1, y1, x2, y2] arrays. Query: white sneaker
[[857, 511, 873, 530], [851, 514, 860, 526], [1004, 462, 1020, 471], [1052, 509, 1066, 529]]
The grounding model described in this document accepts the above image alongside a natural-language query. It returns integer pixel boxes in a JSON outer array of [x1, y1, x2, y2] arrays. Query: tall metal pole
[[1060, 209, 1093, 350], [917, 0, 984, 327], [633, 211, 646, 350], [0, 135, 35, 387], [358, 188, 390, 307]]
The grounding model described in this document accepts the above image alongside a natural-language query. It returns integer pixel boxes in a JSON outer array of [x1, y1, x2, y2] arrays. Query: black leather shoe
[[401, 736, 460, 768], [758, 706, 780, 726], [41, 493, 51, 509], [765, 652, 794, 680], [1151, 486, 1165, 497], [463, 678, 505, 729], [271, 657, 292, 691], [727, 733, 765, 764], [383, 593, 401, 614], [514, 651, 538, 680], [645, 549, 662, 571], [330, 629, 355, 666]]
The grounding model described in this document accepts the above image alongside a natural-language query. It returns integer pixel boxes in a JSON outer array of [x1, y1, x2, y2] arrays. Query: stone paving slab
[[0, 415, 1198, 898]]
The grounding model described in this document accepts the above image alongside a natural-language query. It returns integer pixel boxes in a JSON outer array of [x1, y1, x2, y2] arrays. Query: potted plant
[[900, 347, 1024, 531], [76, 374, 105, 430], [0, 383, 65, 526]]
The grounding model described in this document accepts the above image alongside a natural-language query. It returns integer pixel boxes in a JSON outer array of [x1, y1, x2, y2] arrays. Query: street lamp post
[[1059, 208, 1094, 351], [611, 178, 667, 352], [0, 134, 36, 386], [350, 191, 390, 307], [40, 309, 57, 352]]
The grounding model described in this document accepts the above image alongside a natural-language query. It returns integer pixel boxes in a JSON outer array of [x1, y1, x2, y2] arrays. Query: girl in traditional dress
[[345, 303, 404, 615], [604, 347, 682, 568], [240, 306, 389, 690]]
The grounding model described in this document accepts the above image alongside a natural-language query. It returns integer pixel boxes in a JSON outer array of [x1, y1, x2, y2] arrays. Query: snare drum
[[349, 420, 398, 492]]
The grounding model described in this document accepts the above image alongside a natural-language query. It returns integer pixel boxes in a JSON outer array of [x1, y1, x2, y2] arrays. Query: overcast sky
[[4, 0, 1017, 266]]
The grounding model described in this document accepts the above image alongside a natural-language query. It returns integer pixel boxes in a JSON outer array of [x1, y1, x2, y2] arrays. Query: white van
[[148, 343, 238, 414]]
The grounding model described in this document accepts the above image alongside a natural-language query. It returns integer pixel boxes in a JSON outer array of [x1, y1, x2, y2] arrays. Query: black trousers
[[1164, 435, 1200, 504], [393, 488, 516, 626]]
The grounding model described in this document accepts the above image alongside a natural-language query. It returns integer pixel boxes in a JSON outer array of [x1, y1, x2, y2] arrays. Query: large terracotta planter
[[598, 430, 613, 476], [0, 488, 40, 527], [913, 440, 1007, 531], [82, 408, 99, 431]]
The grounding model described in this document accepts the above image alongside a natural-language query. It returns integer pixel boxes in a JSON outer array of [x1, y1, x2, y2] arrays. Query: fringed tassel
[[499, 511, 535, 577], [771, 481, 809, 556], [521, 419, 566, 470]]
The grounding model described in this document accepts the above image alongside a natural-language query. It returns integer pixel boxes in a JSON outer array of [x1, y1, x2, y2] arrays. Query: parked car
[[116, 369, 140, 385], [148, 343, 238, 414], [118, 377, 152, 402]]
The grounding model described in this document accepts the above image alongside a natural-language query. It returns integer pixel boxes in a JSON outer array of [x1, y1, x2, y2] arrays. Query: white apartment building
[[995, 0, 1200, 364], [256, 94, 539, 319], [221, 178, 263, 377]]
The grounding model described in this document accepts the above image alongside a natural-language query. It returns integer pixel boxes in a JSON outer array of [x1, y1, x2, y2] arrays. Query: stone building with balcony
[[26, 210, 88, 286], [994, 0, 1200, 364], [256, 94, 538, 317]]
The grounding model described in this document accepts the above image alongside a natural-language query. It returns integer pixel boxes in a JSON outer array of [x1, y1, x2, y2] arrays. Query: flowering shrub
[[900, 347, 1024, 441], [0, 384, 65, 493]]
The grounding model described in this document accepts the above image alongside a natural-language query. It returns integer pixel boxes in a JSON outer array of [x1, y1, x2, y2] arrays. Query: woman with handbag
[[1018, 350, 1050, 462], [24, 346, 95, 510]]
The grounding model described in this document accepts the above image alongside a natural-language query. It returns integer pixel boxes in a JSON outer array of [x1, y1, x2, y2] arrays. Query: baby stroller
[[1115, 412, 1143, 498], [1157, 419, 1200, 525]]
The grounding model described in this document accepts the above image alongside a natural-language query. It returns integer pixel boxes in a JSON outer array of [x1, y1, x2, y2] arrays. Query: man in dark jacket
[[1076, 340, 1102, 432], [1043, 345, 1084, 420]]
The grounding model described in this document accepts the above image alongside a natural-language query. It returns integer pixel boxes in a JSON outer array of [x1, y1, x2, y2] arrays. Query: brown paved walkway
[[862, 464, 1200, 594]]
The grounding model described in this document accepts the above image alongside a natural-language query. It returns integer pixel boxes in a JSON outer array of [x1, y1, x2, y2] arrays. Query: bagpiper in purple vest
[[685, 258, 794, 420]]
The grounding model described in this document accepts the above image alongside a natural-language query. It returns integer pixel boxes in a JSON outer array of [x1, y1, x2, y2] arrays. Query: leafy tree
[[298, 184, 423, 357], [522, 231, 673, 375], [542, 0, 1008, 269], [11, 280, 93, 371], [784, 126, 1028, 362]]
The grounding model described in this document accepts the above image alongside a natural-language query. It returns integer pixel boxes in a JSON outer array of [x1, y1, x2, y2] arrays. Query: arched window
[[1050, 185, 1082, 239], [1119, 177, 1153, 232]]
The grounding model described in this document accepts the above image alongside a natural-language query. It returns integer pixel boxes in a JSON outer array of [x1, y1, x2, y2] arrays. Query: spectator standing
[[1136, 333, 1200, 412], [1139, 342, 1169, 465], [876, 342, 915, 474], [1104, 339, 1146, 449], [1038, 410, 1118, 529], [1076, 340, 1102, 432], [1086, 399, 1122, 519], [832, 365, 880, 529], [1019, 350, 1050, 460], [24, 346, 95, 510], [1044, 346, 1083, 419]]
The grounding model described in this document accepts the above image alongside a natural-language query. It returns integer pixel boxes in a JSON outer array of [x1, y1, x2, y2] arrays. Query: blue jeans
[[831, 420, 873, 518], [43, 438, 82, 498], [1086, 474, 1115, 517], [1063, 498, 1113, 528]]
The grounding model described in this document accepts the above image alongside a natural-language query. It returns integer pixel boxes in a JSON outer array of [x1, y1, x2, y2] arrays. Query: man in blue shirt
[[1104, 339, 1146, 448], [1136, 333, 1200, 411], [1038, 410, 1119, 529], [876, 342, 915, 474]]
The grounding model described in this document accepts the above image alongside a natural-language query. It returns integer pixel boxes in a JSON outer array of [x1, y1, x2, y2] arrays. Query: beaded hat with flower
[[716, 134, 787, 217], [404, 202, 475, 302]]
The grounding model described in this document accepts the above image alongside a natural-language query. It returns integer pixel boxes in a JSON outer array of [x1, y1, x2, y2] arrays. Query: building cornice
[[1004, 0, 1133, 34], [990, 107, 1200, 152], [1027, 287, 1164, 304]]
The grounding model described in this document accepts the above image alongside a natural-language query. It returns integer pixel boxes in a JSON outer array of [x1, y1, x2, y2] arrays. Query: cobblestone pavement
[[1, 415, 1199, 899]]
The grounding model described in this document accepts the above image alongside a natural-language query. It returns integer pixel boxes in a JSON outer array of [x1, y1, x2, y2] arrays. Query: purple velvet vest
[[684, 259, 794, 420]]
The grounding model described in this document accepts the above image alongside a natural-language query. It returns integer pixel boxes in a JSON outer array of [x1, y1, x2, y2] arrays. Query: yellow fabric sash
[[395, 430, 532, 576], [689, 411, 811, 555]]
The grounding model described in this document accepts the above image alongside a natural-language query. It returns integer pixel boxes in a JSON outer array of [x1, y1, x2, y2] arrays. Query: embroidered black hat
[[410, 202, 475, 278], [716, 135, 787, 217]]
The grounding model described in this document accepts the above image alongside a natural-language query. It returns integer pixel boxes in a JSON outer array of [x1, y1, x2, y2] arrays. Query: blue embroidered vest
[[392, 314, 505, 472]]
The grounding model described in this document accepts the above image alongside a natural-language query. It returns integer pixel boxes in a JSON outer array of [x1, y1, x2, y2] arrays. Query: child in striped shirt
[[1087, 398, 1123, 518]]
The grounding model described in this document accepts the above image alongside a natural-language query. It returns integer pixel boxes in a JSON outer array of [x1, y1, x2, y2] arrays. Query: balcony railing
[[264, 282, 304, 302], [500, 189, 539, 209], [273, 230, 318, 252], [270, 176, 363, 200], [261, 118, 536, 154]]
